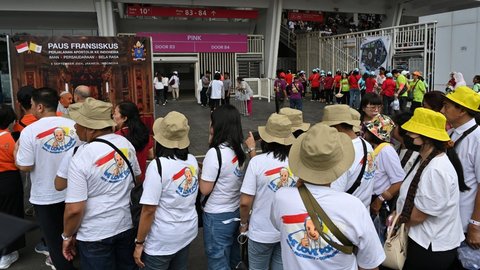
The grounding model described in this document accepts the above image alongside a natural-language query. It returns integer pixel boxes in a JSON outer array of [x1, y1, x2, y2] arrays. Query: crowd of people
[[1, 68, 480, 270]]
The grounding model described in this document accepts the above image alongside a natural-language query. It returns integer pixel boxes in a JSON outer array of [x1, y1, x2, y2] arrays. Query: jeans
[[203, 209, 241, 270], [77, 228, 136, 270], [34, 202, 76, 270], [289, 98, 303, 110], [142, 244, 189, 270], [383, 95, 394, 115], [324, 88, 333, 104], [248, 239, 283, 270], [311, 87, 319, 100], [349, 88, 361, 109]]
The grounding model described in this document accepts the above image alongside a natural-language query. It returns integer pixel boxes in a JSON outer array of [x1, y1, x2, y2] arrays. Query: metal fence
[[297, 22, 437, 90]]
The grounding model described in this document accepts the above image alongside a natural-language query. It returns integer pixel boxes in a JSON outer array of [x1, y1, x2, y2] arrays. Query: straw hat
[[288, 123, 355, 185], [321, 105, 361, 131], [364, 114, 395, 142], [445, 86, 480, 112], [335, 92, 344, 98], [279, 108, 310, 132], [401, 108, 450, 142], [153, 111, 190, 149], [68, 97, 116, 130], [258, 113, 295, 145]]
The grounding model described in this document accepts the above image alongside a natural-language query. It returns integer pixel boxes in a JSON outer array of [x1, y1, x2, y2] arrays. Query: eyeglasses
[[366, 105, 382, 110]]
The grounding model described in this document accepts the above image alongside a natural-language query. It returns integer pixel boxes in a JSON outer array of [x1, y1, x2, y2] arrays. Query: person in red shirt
[[348, 69, 362, 109], [285, 70, 294, 86], [308, 69, 320, 101], [365, 71, 377, 94], [113, 102, 154, 183], [12, 86, 37, 134], [324, 71, 335, 104], [333, 70, 342, 97], [381, 73, 396, 115]]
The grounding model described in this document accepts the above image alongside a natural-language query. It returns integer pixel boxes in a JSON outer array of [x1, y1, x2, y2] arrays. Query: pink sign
[[137, 33, 248, 53]]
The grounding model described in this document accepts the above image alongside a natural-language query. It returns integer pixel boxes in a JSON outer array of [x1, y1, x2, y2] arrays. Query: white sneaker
[[0, 251, 19, 269], [45, 256, 56, 270]]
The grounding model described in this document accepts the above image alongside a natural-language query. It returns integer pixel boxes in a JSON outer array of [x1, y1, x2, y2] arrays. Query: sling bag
[[346, 138, 368, 194], [298, 184, 357, 254], [196, 146, 221, 227]]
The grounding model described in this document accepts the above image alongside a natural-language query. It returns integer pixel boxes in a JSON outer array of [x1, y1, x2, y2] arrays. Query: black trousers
[[201, 87, 208, 106], [163, 86, 168, 101], [210, 98, 220, 111], [34, 202, 76, 270], [325, 88, 333, 103], [399, 96, 409, 112], [403, 237, 457, 270], [0, 170, 25, 255], [410, 101, 422, 113]]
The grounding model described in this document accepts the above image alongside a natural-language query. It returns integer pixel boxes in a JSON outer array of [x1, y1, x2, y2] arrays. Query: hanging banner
[[287, 11, 324, 23], [8, 35, 154, 117], [359, 36, 390, 73], [127, 5, 259, 19], [137, 32, 248, 53]]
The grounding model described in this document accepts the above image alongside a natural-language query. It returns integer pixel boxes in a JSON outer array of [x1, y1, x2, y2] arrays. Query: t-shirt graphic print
[[266, 166, 296, 191], [95, 148, 132, 183], [172, 165, 198, 197], [36, 126, 76, 154], [282, 212, 342, 260]]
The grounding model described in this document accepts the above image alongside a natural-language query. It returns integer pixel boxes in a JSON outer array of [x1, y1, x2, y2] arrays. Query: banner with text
[[137, 32, 248, 53], [9, 36, 154, 116], [127, 5, 258, 19]]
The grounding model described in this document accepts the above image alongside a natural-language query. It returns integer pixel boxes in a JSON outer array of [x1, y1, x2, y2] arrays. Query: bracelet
[[470, 219, 480, 227], [135, 238, 145, 245], [246, 147, 255, 154], [378, 195, 385, 202], [61, 233, 72, 241], [240, 223, 248, 227]]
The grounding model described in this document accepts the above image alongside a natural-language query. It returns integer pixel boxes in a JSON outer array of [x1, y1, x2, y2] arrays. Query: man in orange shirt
[[13, 86, 37, 133], [333, 70, 342, 97]]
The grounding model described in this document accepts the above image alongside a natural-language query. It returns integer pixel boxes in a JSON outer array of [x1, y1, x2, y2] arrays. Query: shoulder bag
[[346, 138, 368, 194], [298, 184, 357, 254]]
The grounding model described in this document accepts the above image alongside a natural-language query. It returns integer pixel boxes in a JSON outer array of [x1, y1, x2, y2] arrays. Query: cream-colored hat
[[153, 111, 190, 149], [279, 108, 310, 131], [68, 97, 116, 130], [288, 123, 355, 185], [321, 105, 361, 132], [258, 113, 296, 145]]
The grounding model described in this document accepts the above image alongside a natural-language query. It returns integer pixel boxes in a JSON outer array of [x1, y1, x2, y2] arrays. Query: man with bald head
[[73, 85, 91, 103]]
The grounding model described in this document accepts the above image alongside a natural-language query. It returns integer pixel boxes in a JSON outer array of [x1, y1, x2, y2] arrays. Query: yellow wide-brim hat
[[445, 86, 480, 112], [402, 108, 450, 142]]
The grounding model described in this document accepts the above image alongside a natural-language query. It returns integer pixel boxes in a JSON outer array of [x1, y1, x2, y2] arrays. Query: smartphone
[[252, 131, 261, 141]]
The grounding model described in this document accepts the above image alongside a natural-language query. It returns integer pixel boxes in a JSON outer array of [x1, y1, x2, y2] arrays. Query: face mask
[[403, 135, 421, 152]]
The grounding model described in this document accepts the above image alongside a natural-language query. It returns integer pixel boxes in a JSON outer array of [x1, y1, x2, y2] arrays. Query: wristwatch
[[135, 238, 145, 245], [61, 233, 72, 241], [246, 147, 255, 154]]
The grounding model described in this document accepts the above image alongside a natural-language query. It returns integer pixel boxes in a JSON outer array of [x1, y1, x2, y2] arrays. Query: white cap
[[173, 71, 178, 75], [401, 70, 409, 76]]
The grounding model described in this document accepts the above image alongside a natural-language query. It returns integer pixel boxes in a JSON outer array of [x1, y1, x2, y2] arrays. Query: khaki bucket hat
[[288, 123, 355, 185], [321, 104, 361, 132], [68, 97, 116, 129], [153, 111, 190, 149], [279, 108, 310, 132], [258, 113, 296, 145]]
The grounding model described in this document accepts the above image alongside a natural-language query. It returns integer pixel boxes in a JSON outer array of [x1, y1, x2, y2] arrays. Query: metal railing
[[279, 24, 296, 51], [247, 35, 264, 54]]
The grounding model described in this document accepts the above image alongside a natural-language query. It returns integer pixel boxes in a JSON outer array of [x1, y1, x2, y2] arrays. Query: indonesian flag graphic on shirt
[[36, 127, 75, 154], [95, 148, 131, 183], [232, 156, 245, 177], [265, 166, 296, 192], [15, 42, 29, 53], [171, 166, 198, 197], [281, 213, 341, 261]]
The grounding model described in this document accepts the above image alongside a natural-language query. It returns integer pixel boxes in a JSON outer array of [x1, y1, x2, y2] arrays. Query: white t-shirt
[[153, 77, 164, 90], [161, 77, 169, 87], [372, 144, 406, 195], [331, 138, 375, 208], [396, 154, 465, 251], [271, 184, 385, 270], [449, 119, 480, 232], [169, 75, 179, 88], [65, 134, 141, 241], [16, 116, 78, 205], [398, 148, 420, 174], [210, 80, 224, 99], [201, 144, 244, 213], [241, 153, 298, 243], [141, 155, 199, 256]]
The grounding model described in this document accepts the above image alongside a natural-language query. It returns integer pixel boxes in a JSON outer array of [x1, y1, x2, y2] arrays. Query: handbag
[[91, 138, 141, 231], [382, 213, 408, 269]]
